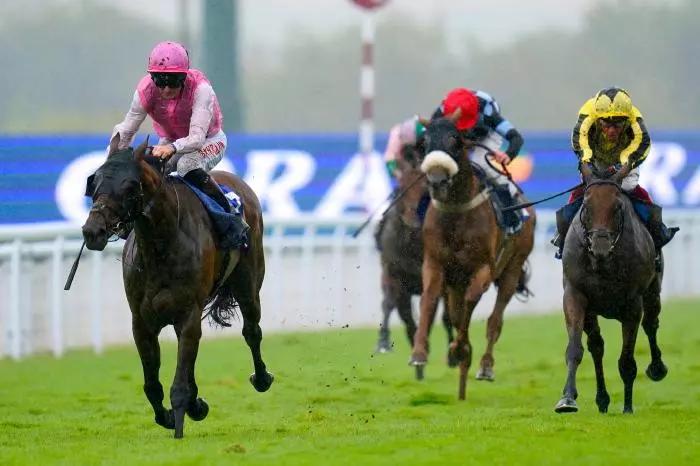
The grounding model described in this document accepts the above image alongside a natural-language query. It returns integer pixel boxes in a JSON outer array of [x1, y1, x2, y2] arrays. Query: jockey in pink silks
[[111, 41, 238, 218]]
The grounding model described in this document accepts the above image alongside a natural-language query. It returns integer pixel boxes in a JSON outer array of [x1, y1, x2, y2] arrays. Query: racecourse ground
[[1, 298, 698, 465]]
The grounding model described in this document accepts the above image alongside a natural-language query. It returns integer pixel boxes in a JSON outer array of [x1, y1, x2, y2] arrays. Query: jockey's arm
[[619, 111, 651, 168], [171, 83, 216, 154], [111, 91, 147, 151], [484, 97, 523, 159]]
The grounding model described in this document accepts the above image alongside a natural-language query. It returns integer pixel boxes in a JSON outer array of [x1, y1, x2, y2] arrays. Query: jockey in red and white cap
[[111, 41, 236, 215]]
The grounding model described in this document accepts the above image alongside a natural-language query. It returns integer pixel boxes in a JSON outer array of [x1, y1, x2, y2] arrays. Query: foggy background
[[0, 0, 696, 135]]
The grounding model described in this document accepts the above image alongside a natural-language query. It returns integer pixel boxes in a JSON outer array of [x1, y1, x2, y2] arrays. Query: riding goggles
[[150, 72, 187, 89]]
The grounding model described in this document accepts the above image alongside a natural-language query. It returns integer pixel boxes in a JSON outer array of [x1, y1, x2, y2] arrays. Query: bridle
[[580, 179, 625, 255], [88, 157, 176, 240]]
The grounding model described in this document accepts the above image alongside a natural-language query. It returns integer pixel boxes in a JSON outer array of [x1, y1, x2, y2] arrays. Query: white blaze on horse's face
[[421, 150, 459, 185]]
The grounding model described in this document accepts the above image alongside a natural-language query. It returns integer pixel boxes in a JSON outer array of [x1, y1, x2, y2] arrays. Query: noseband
[[580, 179, 625, 255]]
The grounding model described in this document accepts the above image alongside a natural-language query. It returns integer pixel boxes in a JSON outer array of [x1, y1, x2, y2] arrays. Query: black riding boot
[[185, 169, 250, 247], [551, 204, 575, 259], [645, 204, 679, 271], [185, 168, 232, 213]]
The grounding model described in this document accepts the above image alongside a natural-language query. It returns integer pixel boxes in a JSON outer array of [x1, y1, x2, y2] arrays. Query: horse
[[374, 143, 454, 374], [554, 162, 667, 414], [81, 135, 274, 438], [409, 110, 536, 399]]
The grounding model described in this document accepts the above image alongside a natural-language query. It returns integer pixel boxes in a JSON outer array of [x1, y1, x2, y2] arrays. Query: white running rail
[[1, 210, 699, 359]]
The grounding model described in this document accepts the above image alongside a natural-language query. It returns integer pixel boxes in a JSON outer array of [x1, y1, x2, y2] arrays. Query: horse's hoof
[[554, 397, 578, 413], [250, 372, 274, 392], [409, 353, 427, 367], [415, 365, 425, 381], [475, 367, 495, 382], [375, 339, 392, 354], [646, 361, 668, 381], [186, 398, 209, 421], [155, 409, 175, 430], [623, 407, 634, 414], [595, 393, 610, 414]]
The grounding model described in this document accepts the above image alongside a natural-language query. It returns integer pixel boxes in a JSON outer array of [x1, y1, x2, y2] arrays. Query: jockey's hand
[[151, 144, 176, 160], [492, 150, 511, 165]]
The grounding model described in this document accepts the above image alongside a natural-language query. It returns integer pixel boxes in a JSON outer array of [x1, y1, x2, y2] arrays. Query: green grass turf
[[1, 298, 699, 465]]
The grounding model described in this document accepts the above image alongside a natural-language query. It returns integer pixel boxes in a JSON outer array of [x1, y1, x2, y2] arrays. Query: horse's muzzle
[[587, 230, 615, 259], [82, 215, 109, 251]]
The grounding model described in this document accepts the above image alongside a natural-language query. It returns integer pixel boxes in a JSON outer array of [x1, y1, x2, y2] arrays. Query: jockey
[[384, 115, 425, 182], [111, 41, 247, 236], [431, 87, 528, 232], [551, 86, 678, 260]]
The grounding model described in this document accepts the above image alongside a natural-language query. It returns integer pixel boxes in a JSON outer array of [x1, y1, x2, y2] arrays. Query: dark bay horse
[[375, 143, 453, 370], [555, 163, 667, 414], [81, 135, 273, 438], [410, 111, 536, 399]]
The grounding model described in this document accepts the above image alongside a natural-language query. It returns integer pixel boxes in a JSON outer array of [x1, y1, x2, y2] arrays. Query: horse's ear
[[580, 162, 594, 184], [418, 116, 431, 128], [134, 135, 150, 160], [612, 162, 632, 185], [108, 133, 121, 156], [447, 107, 462, 124]]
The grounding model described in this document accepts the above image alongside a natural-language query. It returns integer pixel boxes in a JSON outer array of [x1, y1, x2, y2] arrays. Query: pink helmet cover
[[147, 41, 190, 73]]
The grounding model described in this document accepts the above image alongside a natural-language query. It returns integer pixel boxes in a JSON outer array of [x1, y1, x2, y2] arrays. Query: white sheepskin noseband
[[421, 150, 459, 177]]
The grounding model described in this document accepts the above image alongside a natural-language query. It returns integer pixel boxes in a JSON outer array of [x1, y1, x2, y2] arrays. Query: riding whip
[[64, 240, 85, 290], [352, 173, 427, 238]]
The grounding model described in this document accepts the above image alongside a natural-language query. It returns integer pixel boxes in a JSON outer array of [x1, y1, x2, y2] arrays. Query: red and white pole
[[359, 13, 375, 157]]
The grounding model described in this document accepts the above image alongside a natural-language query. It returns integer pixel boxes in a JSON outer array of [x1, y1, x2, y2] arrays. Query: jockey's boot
[[551, 204, 574, 259], [646, 204, 679, 271], [185, 169, 250, 238]]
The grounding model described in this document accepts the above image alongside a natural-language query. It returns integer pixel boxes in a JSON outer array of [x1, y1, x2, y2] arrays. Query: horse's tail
[[203, 282, 240, 327], [514, 260, 533, 302]]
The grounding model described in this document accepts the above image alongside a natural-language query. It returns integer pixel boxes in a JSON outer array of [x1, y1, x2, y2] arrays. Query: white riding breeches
[[621, 167, 640, 192], [175, 130, 227, 177]]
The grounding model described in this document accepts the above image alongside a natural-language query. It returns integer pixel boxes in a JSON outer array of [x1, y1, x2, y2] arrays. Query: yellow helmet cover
[[593, 87, 634, 119]]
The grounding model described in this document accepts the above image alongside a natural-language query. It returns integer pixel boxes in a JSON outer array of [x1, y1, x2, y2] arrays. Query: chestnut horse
[[410, 111, 535, 400], [554, 163, 667, 414], [82, 135, 273, 438], [375, 143, 453, 370]]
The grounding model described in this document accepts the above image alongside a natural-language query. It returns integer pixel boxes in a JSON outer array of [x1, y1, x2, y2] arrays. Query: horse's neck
[[134, 175, 180, 248], [449, 163, 478, 203]]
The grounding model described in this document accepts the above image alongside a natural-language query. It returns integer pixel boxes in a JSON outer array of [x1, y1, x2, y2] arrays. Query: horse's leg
[[395, 288, 417, 348], [584, 314, 610, 413], [132, 315, 174, 430], [170, 312, 203, 439], [172, 327, 210, 424], [410, 257, 443, 367], [375, 270, 396, 353], [229, 254, 274, 392], [619, 301, 643, 414], [555, 286, 586, 413], [477, 261, 520, 381], [642, 279, 668, 381], [452, 265, 490, 399], [441, 294, 454, 347], [445, 287, 464, 369]]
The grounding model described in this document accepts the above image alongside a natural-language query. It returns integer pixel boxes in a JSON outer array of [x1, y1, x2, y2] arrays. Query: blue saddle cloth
[[175, 175, 248, 249], [560, 194, 652, 225]]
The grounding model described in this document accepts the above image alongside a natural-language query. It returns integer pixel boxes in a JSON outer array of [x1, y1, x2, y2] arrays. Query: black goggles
[[599, 117, 628, 129], [150, 72, 186, 89]]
